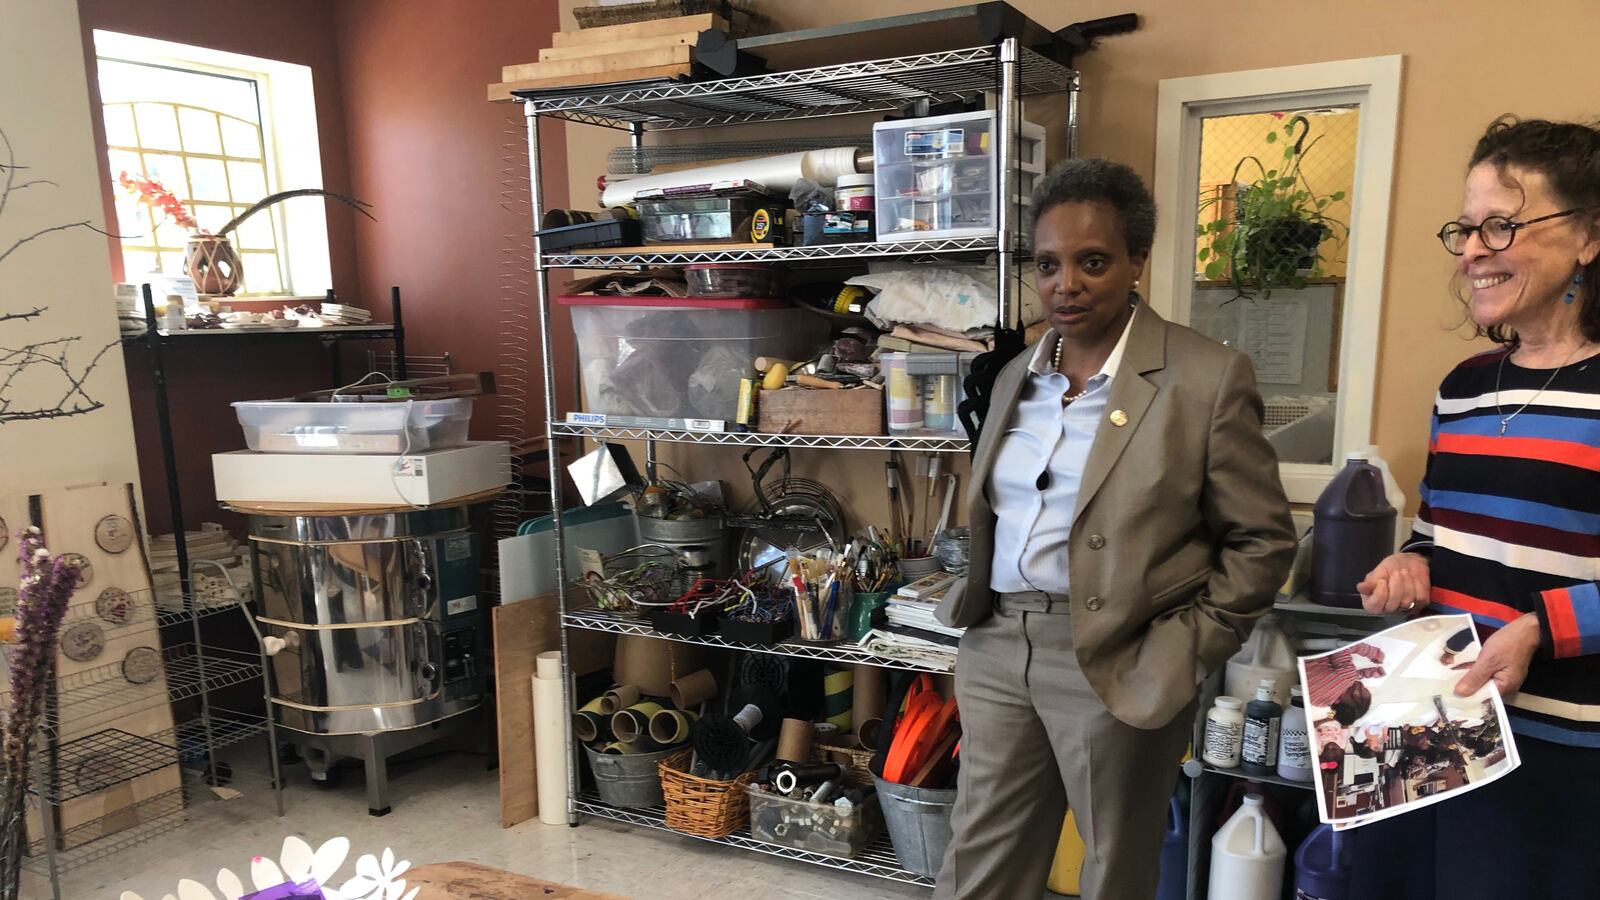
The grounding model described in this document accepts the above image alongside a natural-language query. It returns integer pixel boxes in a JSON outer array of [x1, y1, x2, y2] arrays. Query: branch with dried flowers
[[0, 528, 82, 893], [1, 125, 120, 425]]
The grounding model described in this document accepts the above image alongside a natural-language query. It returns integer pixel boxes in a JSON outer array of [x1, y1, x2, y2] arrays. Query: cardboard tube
[[857, 717, 884, 751], [612, 700, 665, 743], [574, 696, 610, 743], [670, 669, 718, 709], [650, 708, 699, 745], [601, 684, 641, 715], [777, 718, 815, 763], [614, 635, 707, 697], [852, 665, 885, 744], [823, 665, 854, 731]]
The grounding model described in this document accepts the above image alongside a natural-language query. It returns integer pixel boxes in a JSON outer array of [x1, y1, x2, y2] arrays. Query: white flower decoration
[[119, 835, 404, 900], [338, 847, 418, 900]]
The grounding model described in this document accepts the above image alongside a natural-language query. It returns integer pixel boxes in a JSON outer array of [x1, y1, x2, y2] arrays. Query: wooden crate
[[757, 387, 883, 437]]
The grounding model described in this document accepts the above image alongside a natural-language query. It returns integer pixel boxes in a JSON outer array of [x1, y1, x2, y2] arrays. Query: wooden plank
[[757, 386, 884, 436], [537, 31, 699, 63], [493, 600, 544, 829], [493, 594, 615, 828], [488, 63, 691, 103], [502, 45, 691, 83], [408, 861, 627, 899], [550, 13, 723, 47]]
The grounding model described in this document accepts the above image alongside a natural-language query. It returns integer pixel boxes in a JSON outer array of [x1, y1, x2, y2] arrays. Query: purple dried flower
[[1, 528, 82, 888]]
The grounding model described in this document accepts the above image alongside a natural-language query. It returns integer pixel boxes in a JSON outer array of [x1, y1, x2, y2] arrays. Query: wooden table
[[407, 862, 628, 899]]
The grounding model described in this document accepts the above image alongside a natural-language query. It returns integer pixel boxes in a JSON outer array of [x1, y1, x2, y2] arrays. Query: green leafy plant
[[1197, 114, 1349, 300]]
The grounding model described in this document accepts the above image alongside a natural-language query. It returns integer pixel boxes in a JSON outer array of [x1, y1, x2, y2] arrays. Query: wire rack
[[543, 235, 1001, 268], [42, 711, 270, 804], [574, 790, 934, 886], [564, 605, 955, 673], [18, 644, 263, 735], [21, 785, 193, 874], [550, 421, 971, 453], [56, 587, 240, 634], [517, 45, 1076, 130]]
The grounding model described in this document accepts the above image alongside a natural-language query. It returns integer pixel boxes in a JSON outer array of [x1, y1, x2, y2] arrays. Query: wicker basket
[[659, 752, 756, 838], [812, 735, 875, 786]]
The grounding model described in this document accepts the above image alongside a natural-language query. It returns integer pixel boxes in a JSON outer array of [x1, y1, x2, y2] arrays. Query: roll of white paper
[[532, 666, 569, 826], [599, 147, 863, 208]]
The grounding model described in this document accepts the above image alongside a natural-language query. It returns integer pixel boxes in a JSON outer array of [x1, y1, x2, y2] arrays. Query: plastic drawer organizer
[[872, 110, 1045, 243], [232, 397, 473, 454]]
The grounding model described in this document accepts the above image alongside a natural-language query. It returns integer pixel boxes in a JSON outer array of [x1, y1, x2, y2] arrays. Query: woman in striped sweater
[[1350, 117, 1600, 898]]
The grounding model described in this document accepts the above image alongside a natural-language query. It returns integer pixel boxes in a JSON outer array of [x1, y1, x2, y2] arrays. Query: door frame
[[1148, 55, 1403, 502]]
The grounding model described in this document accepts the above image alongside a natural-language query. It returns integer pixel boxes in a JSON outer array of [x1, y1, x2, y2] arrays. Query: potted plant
[[1196, 115, 1349, 300], [118, 172, 372, 296]]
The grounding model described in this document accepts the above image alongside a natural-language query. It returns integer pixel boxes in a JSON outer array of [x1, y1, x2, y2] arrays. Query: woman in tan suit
[[933, 159, 1296, 900]]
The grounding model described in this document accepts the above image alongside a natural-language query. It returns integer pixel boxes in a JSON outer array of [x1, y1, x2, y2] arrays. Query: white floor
[[28, 752, 934, 900]]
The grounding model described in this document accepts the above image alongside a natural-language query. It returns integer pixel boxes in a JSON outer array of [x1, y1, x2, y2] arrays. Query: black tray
[[651, 607, 721, 637], [535, 217, 640, 251], [718, 616, 793, 645]]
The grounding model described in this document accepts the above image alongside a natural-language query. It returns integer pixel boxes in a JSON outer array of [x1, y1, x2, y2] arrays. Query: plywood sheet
[[549, 13, 723, 47], [502, 45, 691, 83]]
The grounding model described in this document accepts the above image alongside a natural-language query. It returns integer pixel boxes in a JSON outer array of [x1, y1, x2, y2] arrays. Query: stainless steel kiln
[[248, 506, 485, 814]]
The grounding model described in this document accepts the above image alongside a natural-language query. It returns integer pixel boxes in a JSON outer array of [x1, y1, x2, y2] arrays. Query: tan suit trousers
[[933, 601, 1193, 900]]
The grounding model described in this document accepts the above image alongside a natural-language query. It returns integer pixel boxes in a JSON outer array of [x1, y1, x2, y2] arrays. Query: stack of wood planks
[[488, 13, 724, 102]]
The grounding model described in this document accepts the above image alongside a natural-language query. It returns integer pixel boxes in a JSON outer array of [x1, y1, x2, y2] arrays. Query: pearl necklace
[[1051, 337, 1089, 404]]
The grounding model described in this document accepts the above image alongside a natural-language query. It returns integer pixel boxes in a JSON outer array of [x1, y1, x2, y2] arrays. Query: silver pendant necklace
[[1495, 343, 1585, 434]]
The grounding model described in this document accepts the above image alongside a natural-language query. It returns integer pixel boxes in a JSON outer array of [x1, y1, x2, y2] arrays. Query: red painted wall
[[331, 0, 573, 448], [78, 0, 369, 535], [76, 1, 567, 534]]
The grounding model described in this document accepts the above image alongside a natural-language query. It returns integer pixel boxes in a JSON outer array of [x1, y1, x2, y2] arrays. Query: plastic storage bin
[[559, 296, 826, 424], [882, 351, 973, 437], [640, 195, 786, 244], [685, 263, 785, 299], [233, 397, 473, 454], [873, 111, 1045, 242], [747, 785, 882, 858]]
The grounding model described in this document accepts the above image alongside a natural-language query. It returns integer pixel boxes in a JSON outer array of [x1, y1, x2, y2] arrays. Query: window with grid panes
[[100, 57, 287, 296]]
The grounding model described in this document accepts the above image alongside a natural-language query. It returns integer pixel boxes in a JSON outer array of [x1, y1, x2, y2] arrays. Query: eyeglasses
[[1436, 209, 1583, 255]]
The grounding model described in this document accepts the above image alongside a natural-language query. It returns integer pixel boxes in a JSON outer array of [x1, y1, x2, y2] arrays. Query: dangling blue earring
[[1565, 271, 1584, 304]]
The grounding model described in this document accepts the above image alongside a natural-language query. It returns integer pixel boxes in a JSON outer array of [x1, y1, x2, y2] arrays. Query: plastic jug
[[1208, 795, 1286, 900], [1294, 824, 1352, 900], [1154, 797, 1188, 900], [1226, 615, 1296, 709], [1046, 808, 1087, 895], [1311, 455, 1397, 608]]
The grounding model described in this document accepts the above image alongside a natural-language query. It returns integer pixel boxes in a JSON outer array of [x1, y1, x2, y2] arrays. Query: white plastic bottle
[[1202, 696, 1245, 769], [1277, 686, 1314, 782], [1208, 795, 1286, 900]]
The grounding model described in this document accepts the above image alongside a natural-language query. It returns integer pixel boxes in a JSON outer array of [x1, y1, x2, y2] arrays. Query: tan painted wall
[[1, 0, 141, 493], [551, 0, 1600, 518]]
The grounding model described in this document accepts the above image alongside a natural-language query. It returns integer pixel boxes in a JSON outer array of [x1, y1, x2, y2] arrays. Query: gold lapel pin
[[1109, 409, 1129, 427]]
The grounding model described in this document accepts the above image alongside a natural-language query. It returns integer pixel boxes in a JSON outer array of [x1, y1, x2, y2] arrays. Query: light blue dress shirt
[[988, 316, 1134, 595]]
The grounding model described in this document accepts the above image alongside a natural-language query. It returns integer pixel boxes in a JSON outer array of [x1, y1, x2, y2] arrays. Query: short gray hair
[[1026, 158, 1157, 258]]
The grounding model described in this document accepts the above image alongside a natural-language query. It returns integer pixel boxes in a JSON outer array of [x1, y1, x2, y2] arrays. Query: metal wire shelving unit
[[574, 790, 934, 887], [564, 605, 955, 674], [551, 421, 971, 453], [517, 37, 1078, 886]]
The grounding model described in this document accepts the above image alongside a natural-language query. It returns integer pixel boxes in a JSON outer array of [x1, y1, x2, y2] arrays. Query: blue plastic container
[[1293, 824, 1352, 900], [1155, 797, 1188, 900]]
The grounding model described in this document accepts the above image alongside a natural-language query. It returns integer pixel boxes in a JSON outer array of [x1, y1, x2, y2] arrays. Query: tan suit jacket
[[936, 303, 1296, 729]]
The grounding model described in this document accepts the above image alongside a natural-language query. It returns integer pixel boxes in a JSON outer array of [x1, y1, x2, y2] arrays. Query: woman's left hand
[[1455, 614, 1541, 697]]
